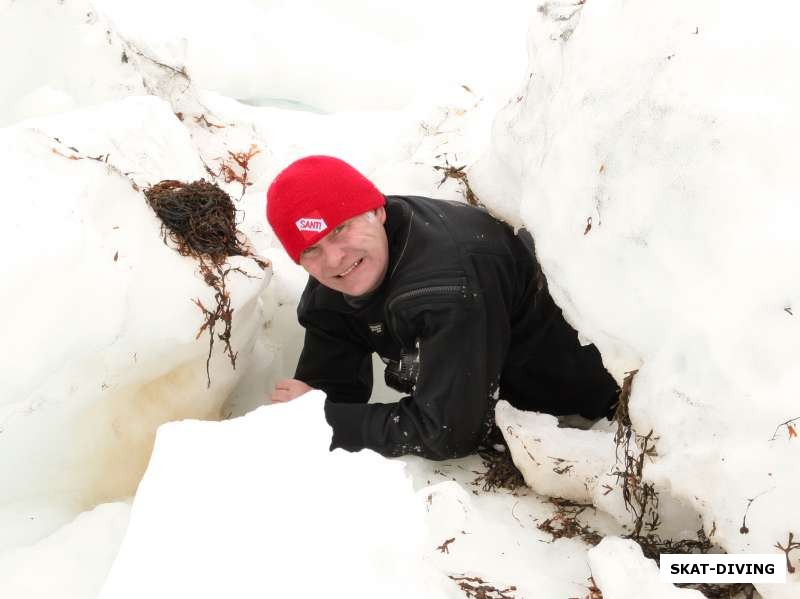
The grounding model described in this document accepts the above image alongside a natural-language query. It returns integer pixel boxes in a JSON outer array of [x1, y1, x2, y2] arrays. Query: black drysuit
[[295, 196, 618, 459]]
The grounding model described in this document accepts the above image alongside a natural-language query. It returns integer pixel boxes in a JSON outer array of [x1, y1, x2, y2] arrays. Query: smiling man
[[266, 155, 619, 459]]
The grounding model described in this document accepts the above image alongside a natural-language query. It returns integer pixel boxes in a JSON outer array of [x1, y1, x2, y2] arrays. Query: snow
[[412, 466, 608, 598], [0, 94, 268, 548], [1, 0, 799, 597], [0, 1, 146, 126], [92, 0, 534, 113], [471, 1, 800, 596], [99, 394, 444, 599], [0, 503, 130, 599], [588, 537, 705, 599], [100, 393, 625, 598], [497, 401, 616, 505]]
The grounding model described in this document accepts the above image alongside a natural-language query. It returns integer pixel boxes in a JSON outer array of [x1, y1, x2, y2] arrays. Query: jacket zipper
[[387, 285, 466, 312]]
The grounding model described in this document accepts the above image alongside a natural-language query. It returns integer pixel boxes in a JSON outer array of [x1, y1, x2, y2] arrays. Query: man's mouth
[[336, 258, 363, 278]]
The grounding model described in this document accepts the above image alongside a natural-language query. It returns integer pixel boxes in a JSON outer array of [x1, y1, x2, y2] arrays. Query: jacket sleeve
[[294, 311, 373, 406], [324, 288, 509, 460]]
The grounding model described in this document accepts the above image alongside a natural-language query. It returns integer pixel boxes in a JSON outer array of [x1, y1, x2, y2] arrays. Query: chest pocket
[[381, 341, 420, 394]]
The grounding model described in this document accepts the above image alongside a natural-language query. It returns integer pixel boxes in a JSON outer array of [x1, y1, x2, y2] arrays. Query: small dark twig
[[474, 448, 526, 492], [568, 576, 602, 599], [436, 537, 455, 554], [775, 532, 800, 574], [206, 144, 261, 200], [448, 575, 516, 599], [128, 46, 189, 79], [739, 489, 773, 534], [194, 114, 225, 129], [192, 262, 239, 388], [537, 498, 602, 546], [433, 155, 483, 207], [769, 416, 800, 441]]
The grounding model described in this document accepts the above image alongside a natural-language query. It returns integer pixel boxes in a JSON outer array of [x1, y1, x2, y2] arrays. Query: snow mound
[[496, 401, 700, 540], [496, 400, 613, 504], [94, 0, 535, 113], [0, 97, 269, 549], [99, 393, 446, 599], [474, 2, 800, 594], [0, 0, 190, 127], [0, 502, 130, 599], [588, 536, 704, 598]]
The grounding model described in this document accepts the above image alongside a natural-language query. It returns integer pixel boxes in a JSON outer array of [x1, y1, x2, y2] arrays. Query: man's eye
[[333, 223, 347, 235]]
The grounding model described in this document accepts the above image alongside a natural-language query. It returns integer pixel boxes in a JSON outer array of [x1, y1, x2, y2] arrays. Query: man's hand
[[270, 378, 314, 404]]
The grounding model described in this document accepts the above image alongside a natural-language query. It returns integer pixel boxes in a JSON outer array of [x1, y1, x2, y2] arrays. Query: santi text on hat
[[266, 155, 386, 263]]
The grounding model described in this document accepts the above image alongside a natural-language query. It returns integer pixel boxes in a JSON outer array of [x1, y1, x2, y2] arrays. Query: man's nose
[[323, 243, 346, 269]]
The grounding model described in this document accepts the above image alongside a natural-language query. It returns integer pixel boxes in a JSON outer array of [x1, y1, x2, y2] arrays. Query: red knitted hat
[[266, 155, 386, 263]]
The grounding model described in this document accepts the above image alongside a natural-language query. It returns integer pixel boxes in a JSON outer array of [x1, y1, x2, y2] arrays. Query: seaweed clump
[[144, 179, 251, 261], [475, 447, 526, 493], [144, 179, 268, 387]]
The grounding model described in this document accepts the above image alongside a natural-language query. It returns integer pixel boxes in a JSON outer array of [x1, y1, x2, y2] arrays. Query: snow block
[[588, 536, 704, 598], [475, 0, 800, 587], [0, 0, 147, 126], [0, 503, 130, 599], [496, 400, 614, 503], [0, 98, 270, 549], [100, 394, 446, 599]]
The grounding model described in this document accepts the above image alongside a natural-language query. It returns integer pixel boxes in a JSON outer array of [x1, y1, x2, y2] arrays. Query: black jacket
[[295, 196, 618, 459]]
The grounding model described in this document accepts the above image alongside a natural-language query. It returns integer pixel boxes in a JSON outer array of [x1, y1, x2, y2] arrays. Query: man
[[267, 155, 618, 459]]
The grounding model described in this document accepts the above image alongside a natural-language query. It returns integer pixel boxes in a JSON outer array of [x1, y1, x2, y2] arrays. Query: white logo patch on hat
[[296, 217, 327, 233]]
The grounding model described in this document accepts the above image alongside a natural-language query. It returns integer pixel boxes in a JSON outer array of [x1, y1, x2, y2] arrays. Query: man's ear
[[375, 206, 387, 225]]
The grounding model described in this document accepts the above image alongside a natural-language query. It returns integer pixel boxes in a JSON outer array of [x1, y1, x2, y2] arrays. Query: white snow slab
[[0, 0, 146, 126], [412, 466, 613, 599], [0, 0, 220, 133], [588, 537, 704, 598], [0, 503, 130, 599], [100, 393, 447, 599], [473, 0, 800, 590], [0, 97, 270, 548], [496, 401, 702, 540], [495, 400, 613, 504], [94, 0, 535, 113]]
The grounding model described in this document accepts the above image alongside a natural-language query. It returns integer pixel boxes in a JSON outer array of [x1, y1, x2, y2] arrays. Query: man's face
[[299, 207, 389, 296]]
